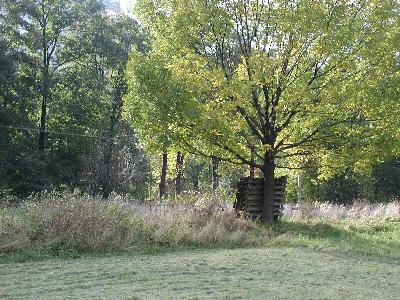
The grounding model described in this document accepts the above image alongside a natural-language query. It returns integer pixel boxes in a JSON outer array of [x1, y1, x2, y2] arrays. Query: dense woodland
[[0, 0, 399, 220]]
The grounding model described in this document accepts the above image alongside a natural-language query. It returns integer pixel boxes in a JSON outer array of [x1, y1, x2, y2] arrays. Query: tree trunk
[[101, 121, 116, 199], [249, 149, 255, 179], [262, 152, 275, 223], [190, 163, 202, 192], [101, 78, 124, 199], [38, 91, 47, 159], [211, 156, 219, 191], [159, 153, 168, 198], [101, 142, 113, 198], [38, 23, 48, 160], [193, 176, 199, 192], [175, 151, 184, 195]]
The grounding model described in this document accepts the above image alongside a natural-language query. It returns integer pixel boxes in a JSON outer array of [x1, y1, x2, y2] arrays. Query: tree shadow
[[268, 220, 400, 264]]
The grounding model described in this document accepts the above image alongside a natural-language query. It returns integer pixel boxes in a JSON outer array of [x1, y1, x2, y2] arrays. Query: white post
[[297, 173, 302, 203]]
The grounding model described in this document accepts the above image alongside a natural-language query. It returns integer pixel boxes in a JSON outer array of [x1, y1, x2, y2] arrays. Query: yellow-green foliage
[[126, 0, 400, 178]]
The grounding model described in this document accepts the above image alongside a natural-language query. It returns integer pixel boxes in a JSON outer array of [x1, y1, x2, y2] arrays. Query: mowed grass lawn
[[1, 246, 399, 300]]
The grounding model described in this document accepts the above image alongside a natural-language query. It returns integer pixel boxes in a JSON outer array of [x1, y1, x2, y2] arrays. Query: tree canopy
[[126, 0, 400, 222]]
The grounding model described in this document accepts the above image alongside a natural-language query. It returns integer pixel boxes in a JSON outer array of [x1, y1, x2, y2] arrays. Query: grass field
[[1, 246, 399, 299]]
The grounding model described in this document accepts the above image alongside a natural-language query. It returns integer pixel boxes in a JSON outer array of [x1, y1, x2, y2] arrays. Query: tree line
[[0, 0, 150, 197]]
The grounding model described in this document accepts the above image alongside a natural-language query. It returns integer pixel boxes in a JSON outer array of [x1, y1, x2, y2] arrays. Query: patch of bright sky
[[120, 0, 136, 14]]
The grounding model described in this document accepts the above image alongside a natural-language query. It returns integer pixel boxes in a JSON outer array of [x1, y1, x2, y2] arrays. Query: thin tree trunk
[[212, 156, 219, 191], [190, 163, 202, 192], [249, 149, 255, 179], [101, 120, 116, 199], [38, 21, 48, 160], [193, 175, 199, 192], [101, 140, 113, 198], [38, 89, 47, 159], [159, 153, 168, 198], [262, 152, 275, 223], [101, 78, 124, 199], [175, 151, 184, 195]]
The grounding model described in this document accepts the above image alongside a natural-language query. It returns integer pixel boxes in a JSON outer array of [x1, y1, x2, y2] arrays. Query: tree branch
[[236, 105, 265, 143]]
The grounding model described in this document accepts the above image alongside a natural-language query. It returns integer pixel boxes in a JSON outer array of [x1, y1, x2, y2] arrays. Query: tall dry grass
[[283, 200, 400, 221], [2, 191, 399, 254], [0, 192, 266, 253]]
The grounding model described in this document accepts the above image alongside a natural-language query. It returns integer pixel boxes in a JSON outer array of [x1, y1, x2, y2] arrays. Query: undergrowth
[[0, 192, 267, 255], [1, 192, 399, 262]]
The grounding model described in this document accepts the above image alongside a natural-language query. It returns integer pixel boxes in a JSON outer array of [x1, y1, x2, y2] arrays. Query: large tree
[[129, 0, 399, 222], [1, 0, 102, 159], [46, 11, 148, 197]]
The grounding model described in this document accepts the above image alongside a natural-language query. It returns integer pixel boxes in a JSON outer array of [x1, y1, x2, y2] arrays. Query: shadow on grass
[[267, 220, 400, 263], [0, 243, 251, 264], [0, 248, 82, 264], [2, 220, 399, 264]]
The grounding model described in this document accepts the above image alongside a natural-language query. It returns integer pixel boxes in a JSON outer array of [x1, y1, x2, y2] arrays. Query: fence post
[[297, 173, 302, 203]]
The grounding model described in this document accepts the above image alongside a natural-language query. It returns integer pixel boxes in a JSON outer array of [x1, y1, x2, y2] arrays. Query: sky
[[120, 0, 135, 13]]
